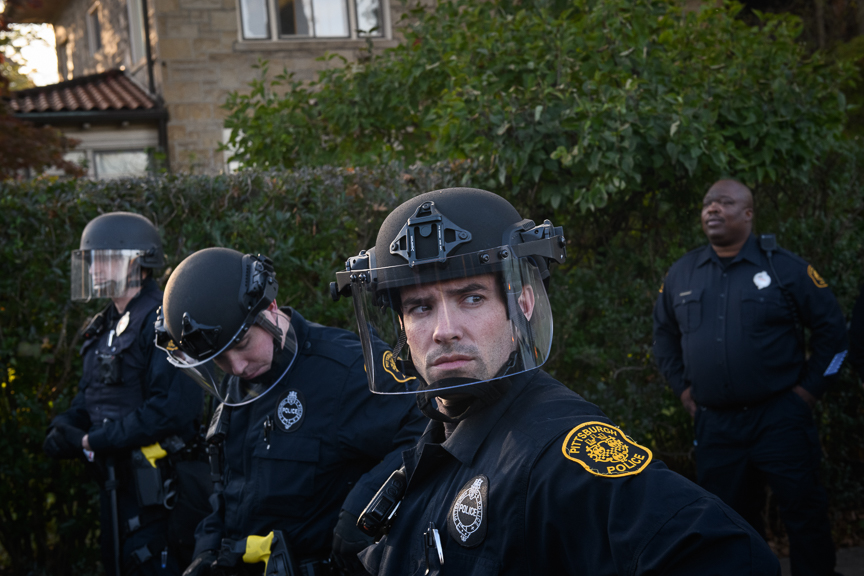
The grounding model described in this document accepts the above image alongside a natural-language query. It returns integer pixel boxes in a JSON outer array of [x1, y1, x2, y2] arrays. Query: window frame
[[87, 3, 103, 55], [236, 0, 390, 43]]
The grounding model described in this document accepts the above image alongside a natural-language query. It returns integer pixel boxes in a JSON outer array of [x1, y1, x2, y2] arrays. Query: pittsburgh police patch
[[275, 390, 305, 433], [447, 475, 488, 548], [562, 422, 652, 478]]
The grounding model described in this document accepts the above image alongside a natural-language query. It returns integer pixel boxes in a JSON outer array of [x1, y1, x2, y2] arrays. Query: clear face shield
[[155, 309, 298, 406], [349, 249, 553, 395], [71, 249, 144, 301]]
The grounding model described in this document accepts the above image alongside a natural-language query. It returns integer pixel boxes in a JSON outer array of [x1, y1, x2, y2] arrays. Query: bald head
[[701, 179, 754, 256]]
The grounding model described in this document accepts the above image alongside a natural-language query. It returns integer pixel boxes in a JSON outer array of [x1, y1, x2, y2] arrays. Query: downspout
[[140, 0, 170, 171], [141, 0, 156, 95]]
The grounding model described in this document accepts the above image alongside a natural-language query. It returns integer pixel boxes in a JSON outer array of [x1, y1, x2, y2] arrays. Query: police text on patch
[[561, 422, 652, 477]]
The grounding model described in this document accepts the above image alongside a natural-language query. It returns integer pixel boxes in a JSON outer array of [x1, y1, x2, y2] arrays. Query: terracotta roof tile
[[6, 69, 159, 115]]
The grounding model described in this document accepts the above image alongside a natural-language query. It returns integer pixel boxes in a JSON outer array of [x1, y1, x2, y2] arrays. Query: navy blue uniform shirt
[[193, 308, 427, 559], [53, 279, 204, 451], [360, 369, 779, 575], [848, 284, 864, 382], [653, 235, 846, 407]]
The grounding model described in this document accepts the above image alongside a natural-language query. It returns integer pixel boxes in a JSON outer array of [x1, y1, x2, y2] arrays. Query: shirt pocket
[[740, 288, 788, 333], [252, 434, 320, 517], [672, 288, 703, 334]]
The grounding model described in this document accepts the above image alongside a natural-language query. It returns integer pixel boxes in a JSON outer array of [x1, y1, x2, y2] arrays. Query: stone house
[[3, 0, 411, 175]]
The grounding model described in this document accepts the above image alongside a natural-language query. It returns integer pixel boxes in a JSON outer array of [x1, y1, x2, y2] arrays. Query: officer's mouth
[[430, 355, 474, 371], [704, 217, 724, 228]]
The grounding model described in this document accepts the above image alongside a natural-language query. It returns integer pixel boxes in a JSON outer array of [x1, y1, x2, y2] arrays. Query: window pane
[[278, 0, 311, 36], [312, 0, 348, 37], [94, 150, 150, 179], [128, 0, 146, 62], [239, 0, 270, 39], [355, 0, 382, 37], [88, 9, 102, 52]]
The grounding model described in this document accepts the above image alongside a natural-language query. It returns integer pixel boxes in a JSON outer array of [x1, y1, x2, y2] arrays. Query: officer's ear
[[266, 299, 279, 312], [519, 285, 535, 322]]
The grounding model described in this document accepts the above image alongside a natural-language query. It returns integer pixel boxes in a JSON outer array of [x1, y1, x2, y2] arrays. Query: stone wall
[[52, 0, 154, 92], [152, 0, 419, 173]]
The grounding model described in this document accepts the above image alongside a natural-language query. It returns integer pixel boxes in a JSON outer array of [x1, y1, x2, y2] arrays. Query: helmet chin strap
[[415, 351, 520, 424]]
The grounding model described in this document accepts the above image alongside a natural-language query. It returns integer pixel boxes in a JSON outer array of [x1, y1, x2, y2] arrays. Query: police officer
[[331, 187, 780, 575], [42, 212, 205, 576], [848, 285, 864, 384], [156, 247, 426, 576], [653, 179, 848, 576]]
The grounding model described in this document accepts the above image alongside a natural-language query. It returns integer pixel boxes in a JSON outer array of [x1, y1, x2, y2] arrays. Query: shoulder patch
[[562, 422, 652, 478], [807, 265, 828, 288], [382, 350, 416, 384], [447, 475, 488, 547]]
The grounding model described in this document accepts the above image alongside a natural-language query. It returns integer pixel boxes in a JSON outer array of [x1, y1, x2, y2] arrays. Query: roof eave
[[12, 108, 170, 125]]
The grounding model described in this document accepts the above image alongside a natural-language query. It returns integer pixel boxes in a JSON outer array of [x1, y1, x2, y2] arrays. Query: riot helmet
[[332, 188, 565, 396], [71, 212, 165, 301], [156, 247, 298, 406]]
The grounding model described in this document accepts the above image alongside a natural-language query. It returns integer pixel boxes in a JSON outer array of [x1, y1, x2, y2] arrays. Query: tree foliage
[[223, 0, 856, 212]]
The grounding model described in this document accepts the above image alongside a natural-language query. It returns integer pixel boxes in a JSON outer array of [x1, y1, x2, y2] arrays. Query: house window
[[127, 0, 147, 64], [87, 5, 103, 54], [238, 0, 385, 40], [58, 41, 69, 80], [93, 150, 151, 179]]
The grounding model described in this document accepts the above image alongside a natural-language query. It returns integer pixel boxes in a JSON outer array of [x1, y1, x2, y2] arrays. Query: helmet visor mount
[[156, 309, 298, 406], [71, 249, 144, 302], [349, 247, 553, 395]]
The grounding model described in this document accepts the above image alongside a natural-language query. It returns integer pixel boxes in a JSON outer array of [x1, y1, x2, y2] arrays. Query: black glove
[[182, 550, 217, 576], [60, 425, 87, 449], [331, 509, 375, 575], [43, 426, 82, 459]]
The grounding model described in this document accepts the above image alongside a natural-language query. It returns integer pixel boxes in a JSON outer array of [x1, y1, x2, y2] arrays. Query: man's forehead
[[400, 274, 496, 298], [704, 181, 752, 202]]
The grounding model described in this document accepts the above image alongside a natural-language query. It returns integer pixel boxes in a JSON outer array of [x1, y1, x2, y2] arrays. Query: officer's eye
[[406, 303, 431, 316], [464, 295, 484, 305]]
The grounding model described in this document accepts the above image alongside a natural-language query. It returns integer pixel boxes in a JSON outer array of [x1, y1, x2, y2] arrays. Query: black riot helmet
[[71, 212, 165, 301], [332, 187, 565, 396], [155, 247, 298, 406]]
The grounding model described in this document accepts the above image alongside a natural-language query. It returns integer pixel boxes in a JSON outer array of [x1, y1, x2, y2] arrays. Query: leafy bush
[[223, 0, 855, 213]]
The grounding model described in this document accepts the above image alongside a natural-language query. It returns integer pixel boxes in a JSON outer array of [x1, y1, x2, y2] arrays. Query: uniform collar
[[280, 306, 307, 349], [696, 234, 761, 268], [413, 369, 541, 469]]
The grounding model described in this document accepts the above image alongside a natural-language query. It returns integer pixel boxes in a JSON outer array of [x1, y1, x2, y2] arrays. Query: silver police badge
[[447, 475, 488, 548], [275, 389, 305, 433]]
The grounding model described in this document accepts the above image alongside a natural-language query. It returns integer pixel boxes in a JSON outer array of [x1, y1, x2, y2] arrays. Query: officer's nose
[[432, 302, 462, 344], [216, 350, 247, 377]]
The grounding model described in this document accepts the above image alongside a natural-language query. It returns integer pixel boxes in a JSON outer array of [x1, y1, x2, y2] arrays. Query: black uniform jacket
[[360, 369, 779, 576], [52, 279, 203, 451], [193, 309, 427, 558], [653, 235, 847, 407], [848, 285, 864, 382]]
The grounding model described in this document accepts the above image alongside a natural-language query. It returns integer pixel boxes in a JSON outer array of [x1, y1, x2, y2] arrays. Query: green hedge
[[2, 158, 863, 572]]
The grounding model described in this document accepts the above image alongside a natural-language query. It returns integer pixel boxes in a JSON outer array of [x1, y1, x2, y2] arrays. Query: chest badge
[[275, 390, 305, 433], [115, 311, 131, 336], [753, 271, 771, 290], [562, 422, 652, 478], [447, 475, 488, 548]]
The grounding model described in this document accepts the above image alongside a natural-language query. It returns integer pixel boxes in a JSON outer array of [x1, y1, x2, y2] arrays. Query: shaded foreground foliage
[[2, 155, 864, 571]]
